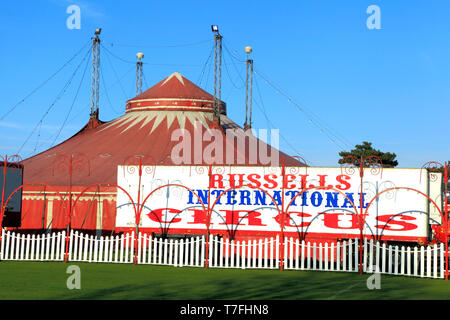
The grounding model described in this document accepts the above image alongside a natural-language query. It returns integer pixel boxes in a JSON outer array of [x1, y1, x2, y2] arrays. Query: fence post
[[258, 239, 263, 269], [281, 237, 289, 271], [168, 239, 173, 266], [363, 239, 367, 272], [236, 240, 240, 269], [275, 235, 279, 269], [19, 234, 25, 261], [179, 238, 184, 267], [137, 232, 142, 264], [400, 246, 405, 275], [93, 234, 99, 262], [30, 234, 35, 261], [313, 242, 317, 270], [0, 229, 5, 261], [269, 238, 273, 269], [407, 246, 411, 276], [433, 244, 438, 279], [242, 240, 246, 270], [225, 238, 230, 268], [200, 236, 205, 268], [394, 246, 399, 275], [253, 239, 257, 269], [413, 246, 418, 276], [376, 241, 380, 273], [336, 241, 341, 271], [420, 246, 425, 278]]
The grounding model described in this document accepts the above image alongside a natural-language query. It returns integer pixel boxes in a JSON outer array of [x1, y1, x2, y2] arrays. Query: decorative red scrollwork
[[340, 155, 383, 178]]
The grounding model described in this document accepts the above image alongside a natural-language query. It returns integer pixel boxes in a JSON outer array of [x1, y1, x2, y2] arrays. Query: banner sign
[[116, 166, 433, 241]]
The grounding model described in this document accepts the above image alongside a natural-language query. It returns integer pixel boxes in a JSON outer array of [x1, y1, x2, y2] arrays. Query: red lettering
[[146, 208, 182, 224], [220, 210, 267, 226], [228, 174, 245, 188], [263, 174, 277, 189], [323, 213, 363, 230], [336, 175, 351, 191], [210, 174, 224, 188], [375, 214, 417, 231], [283, 174, 296, 190], [317, 174, 329, 188], [280, 211, 312, 228], [298, 175, 308, 189], [247, 173, 262, 188], [187, 208, 208, 225]]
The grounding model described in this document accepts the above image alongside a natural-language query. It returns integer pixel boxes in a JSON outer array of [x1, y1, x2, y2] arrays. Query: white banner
[[116, 166, 434, 241]]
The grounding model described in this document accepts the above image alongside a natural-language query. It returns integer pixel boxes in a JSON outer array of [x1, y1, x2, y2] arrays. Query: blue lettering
[[187, 190, 194, 204], [341, 193, 355, 208], [196, 189, 209, 205], [270, 190, 282, 206], [286, 190, 300, 206], [325, 192, 339, 208], [254, 190, 267, 206], [239, 190, 251, 205], [226, 190, 238, 205], [358, 193, 368, 208], [311, 191, 323, 207]]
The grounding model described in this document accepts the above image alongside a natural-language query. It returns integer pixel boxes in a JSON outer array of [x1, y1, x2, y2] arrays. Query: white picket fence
[[361, 238, 444, 279], [0, 230, 66, 261], [0, 229, 446, 279], [69, 230, 134, 263], [209, 236, 280, 269], [136, 232, 205, 267], [282, 237, 359, 272]]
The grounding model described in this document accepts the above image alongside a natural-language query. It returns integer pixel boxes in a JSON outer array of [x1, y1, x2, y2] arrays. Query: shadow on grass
[[1, 262, 450, 300]]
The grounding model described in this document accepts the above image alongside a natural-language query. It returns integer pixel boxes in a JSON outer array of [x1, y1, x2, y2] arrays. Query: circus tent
[[19, 72, 304, 233]]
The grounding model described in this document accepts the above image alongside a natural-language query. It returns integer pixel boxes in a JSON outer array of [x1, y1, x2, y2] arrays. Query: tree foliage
[[338, 141, 398, 168]]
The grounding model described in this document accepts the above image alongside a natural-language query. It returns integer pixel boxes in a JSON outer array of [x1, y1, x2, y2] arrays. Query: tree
[[338, 141, 398, 168]]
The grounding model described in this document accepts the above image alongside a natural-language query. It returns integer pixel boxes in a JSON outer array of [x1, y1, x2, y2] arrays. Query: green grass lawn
[[0, 261, 449, 300]]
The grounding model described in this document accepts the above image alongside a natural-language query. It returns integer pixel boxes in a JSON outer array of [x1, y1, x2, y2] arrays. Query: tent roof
[[23, 73, 305, 186]]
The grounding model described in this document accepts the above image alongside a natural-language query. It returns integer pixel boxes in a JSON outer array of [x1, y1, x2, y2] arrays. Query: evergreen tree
[[338, 141, 398, 168]]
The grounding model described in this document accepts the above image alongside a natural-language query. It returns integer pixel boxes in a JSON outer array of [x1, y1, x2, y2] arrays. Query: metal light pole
[[52, 153, 90, 263], [420, 161, 449, 280], [123, 155, 155, 265], [212, 25, 222, 124], [341, 155, 383, 275], [244, 46, 253, 131], [136, 52, 144, 96]]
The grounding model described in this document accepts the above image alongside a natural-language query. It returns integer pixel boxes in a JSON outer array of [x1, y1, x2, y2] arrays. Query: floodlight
[[211, 25, 219, 33], [95, 28, 102, 36], [136, 52, 144, 60]]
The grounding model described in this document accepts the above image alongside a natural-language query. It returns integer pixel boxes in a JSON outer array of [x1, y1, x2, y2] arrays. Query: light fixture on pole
[[90, 28, 102, 121], [136, 52, 144, 96], [212, 25, 222, 124], [244, 46, 253, 131]]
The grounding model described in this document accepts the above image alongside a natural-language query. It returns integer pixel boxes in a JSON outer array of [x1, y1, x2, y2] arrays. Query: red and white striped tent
[[20, 72, 303, 232]]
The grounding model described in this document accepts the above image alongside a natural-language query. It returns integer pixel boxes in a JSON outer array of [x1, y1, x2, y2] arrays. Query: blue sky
[[0, 0, 449, 167]]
